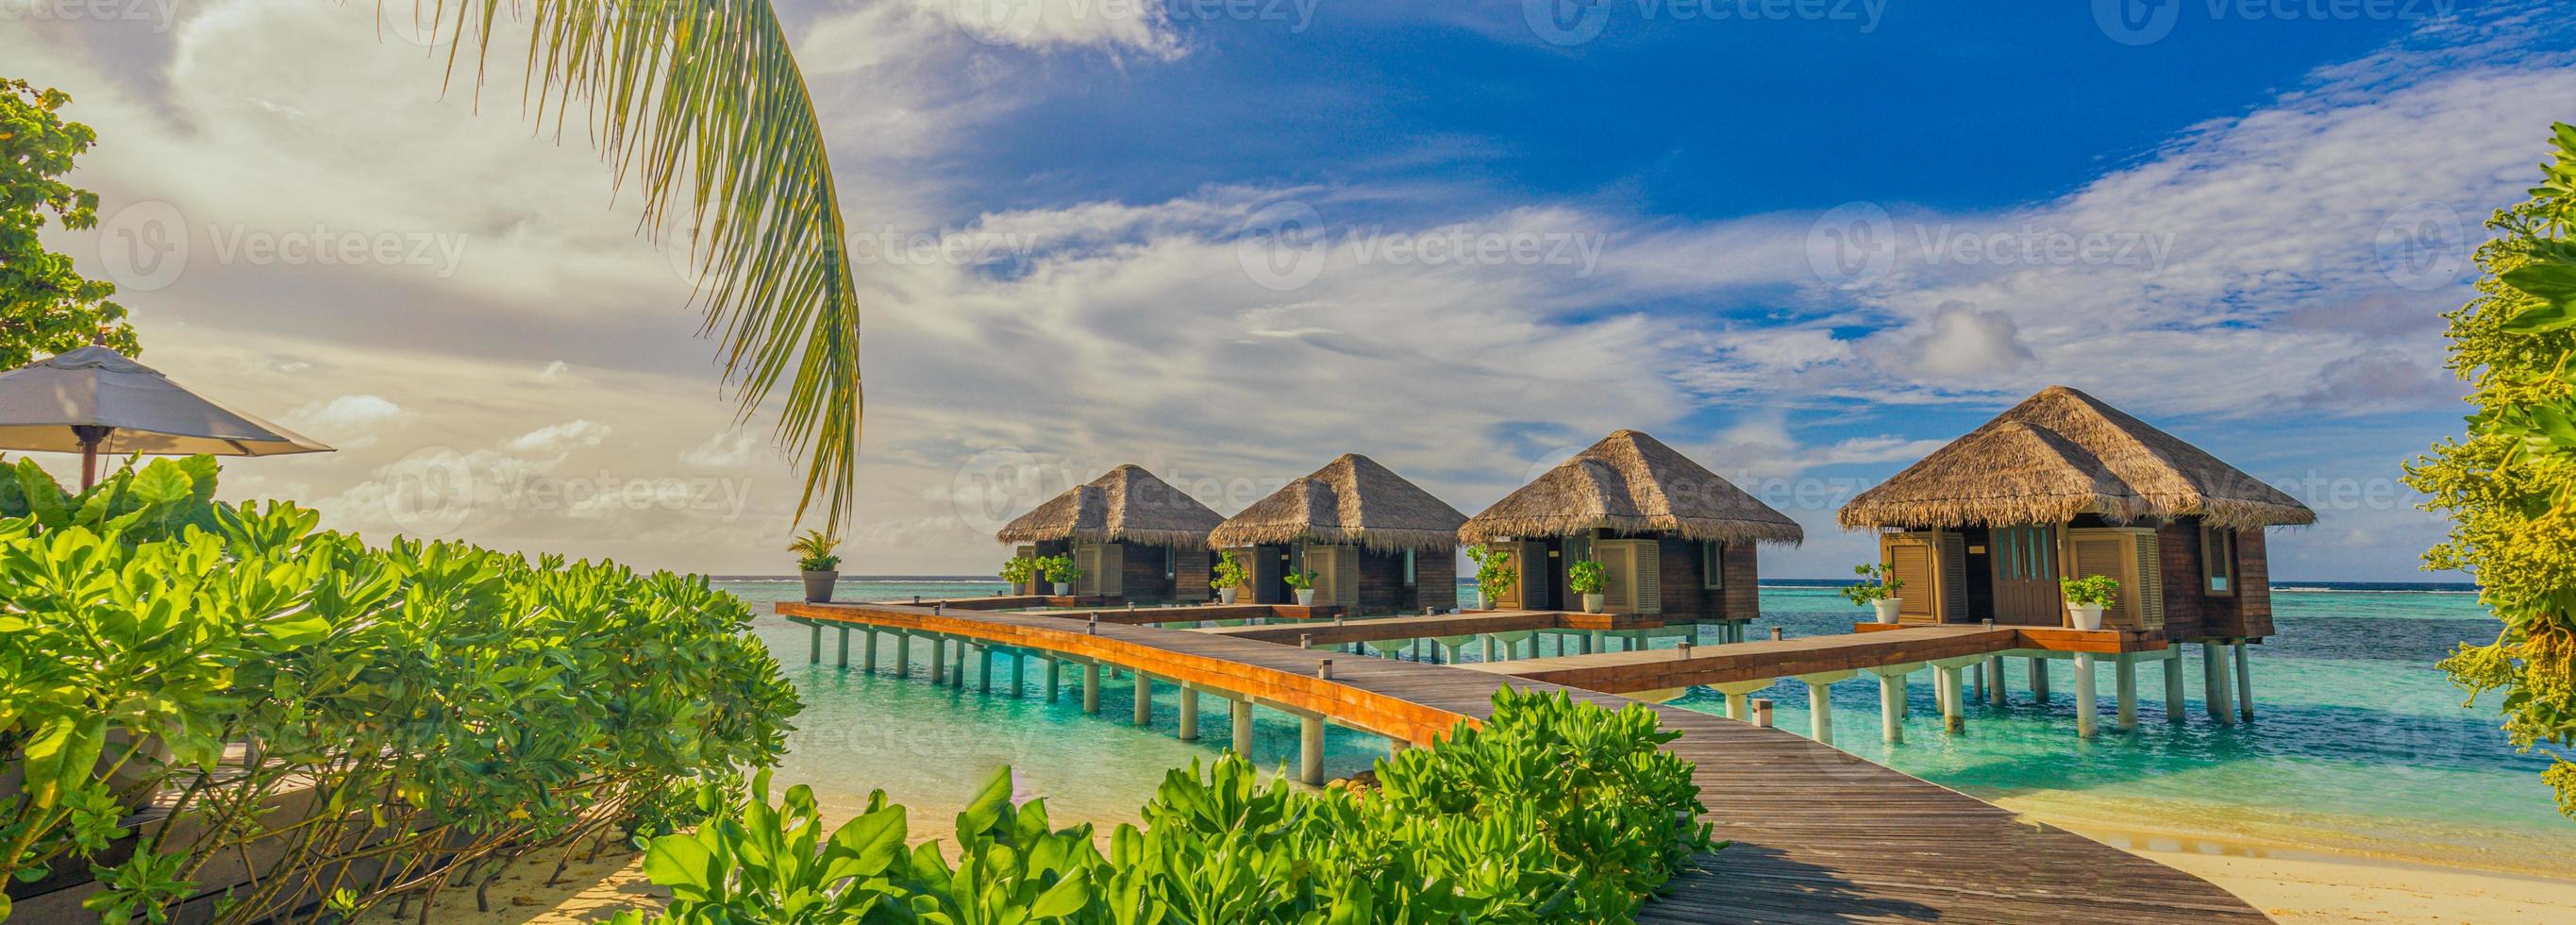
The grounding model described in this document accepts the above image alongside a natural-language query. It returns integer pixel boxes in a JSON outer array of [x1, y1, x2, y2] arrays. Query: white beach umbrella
[[0, 345, 332, 488]]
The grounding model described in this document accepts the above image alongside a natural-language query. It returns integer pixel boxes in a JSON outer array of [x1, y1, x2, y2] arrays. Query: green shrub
[[0, 457, 800, 923], [1283, 570, 1313, 591], [2058, 574, 2119, 607], [1466, 545, 1518, 608], [1001, 555, 1039, 586], [1041, 554, 1081, 584], [1840, 562, 1905, 606], [622, 687, 1716, 923], [789, 530, 842, 571], [1566, 559, 1607, 595], [1209, 551, 1246, 591]]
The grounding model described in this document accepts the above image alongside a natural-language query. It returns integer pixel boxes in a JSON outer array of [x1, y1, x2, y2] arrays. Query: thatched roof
[[1208, 454, 1466, 552], [1460, 430, 1803, 547], [995, 464, 1223, 547], [1838, 386, 2317, 531]]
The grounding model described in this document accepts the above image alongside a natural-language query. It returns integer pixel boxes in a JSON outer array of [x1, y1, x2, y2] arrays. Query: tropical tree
[[2405, 122, 2576, 820], [392, 1, 864, 528], [0, 78, 138, 367]]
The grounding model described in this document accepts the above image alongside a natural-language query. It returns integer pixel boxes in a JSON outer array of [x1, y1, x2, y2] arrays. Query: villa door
[[1988, 525, 2062, 626]]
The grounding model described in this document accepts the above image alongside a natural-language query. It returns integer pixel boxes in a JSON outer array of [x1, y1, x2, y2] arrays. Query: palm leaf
[[382, 0, 862, 527]]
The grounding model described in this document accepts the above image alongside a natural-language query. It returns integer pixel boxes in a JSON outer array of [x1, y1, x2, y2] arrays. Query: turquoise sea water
[[728, 579, 2575, 872]]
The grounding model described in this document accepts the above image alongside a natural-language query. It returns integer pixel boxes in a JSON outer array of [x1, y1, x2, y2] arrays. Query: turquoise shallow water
[[728, 580, 2575, 870]]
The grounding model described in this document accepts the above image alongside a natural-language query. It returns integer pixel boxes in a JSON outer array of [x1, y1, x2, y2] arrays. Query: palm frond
[[390, 0, 862, 528]]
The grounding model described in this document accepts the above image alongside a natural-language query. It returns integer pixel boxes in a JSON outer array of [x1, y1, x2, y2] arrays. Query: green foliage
[[1041, 554, 1081, 584], [1566, 559, 1608, 595], [789, 529, 842, 571], [1282, 570, 1313, 591], [1000, 555, 1038, 586], [1466, 545, 1518, 608], [623, 688, 1715, 923], [0, 78, 137, 368], [0, 458, 801, 922], [1840, 562, 1905, 606], [1209, 551, 1246, 591], [2059, 575, 2120, 608], [2405, 122, 2576, 819]]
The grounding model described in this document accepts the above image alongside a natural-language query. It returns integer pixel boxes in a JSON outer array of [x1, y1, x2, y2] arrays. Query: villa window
[[1403, 547, 1417, 587], [2201, 526, 2237, 596], [1702, 541, 1725, 590]]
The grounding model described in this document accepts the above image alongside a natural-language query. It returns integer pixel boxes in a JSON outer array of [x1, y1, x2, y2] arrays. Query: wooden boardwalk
[[778, 599, 2267, 923]]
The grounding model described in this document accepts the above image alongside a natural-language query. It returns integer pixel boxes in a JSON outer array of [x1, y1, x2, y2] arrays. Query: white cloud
[[506, 419, 613, 455]]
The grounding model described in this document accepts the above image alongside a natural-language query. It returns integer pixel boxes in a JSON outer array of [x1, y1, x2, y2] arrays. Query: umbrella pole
[[73, 425, 111, 490]]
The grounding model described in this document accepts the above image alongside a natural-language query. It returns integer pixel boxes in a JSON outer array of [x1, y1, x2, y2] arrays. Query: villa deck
[[777, 599, 2266, 923]]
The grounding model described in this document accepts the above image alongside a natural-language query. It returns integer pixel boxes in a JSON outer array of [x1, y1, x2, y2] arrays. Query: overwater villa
[[1206, 453, 1465, 614], [1838, 385, 2312, 633], [1460, 429, 1800, 639], [996, 464, 1224, 603]]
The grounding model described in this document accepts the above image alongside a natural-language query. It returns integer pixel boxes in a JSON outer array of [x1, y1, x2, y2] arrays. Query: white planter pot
[[1872, 598, 1902, 624], [801, 570, 839, 603], [1218, 587, 1238, 605], [1295, 588, 1316, 606], [1052, 581, 1071, 596], [1581, 593, 1605, 614], [2067, 602, 2106, 631]]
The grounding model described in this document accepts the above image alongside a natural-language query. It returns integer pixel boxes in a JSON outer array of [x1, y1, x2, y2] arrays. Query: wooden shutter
[[1632, 543, 1662, 614], [1597, 542, 1633, 611], [2064, 528, 2164, 631], [1884, 534, 1937, 621], [1098, 543, 1125, 596], [1334, 546, 1360, 606], [1075, 544, 1102, 595]]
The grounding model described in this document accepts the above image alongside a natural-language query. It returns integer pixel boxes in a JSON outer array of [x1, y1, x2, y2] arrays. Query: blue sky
[[11, 1, 2571, 579]]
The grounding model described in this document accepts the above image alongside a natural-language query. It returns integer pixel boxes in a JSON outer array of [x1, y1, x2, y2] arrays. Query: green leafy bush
[[789, 530, 842, 571], [1840, 562, 1904, 606], [1566, 559, 1607, 595], [1041, 554, 1081, 585], [0, 457, 800, 923], [622, 688, 1716, 923], [1000, 555, 1039, 586], [1466, 545, 1518, 609], [1283, 570, 1313, 591], [1209, 551, 1246, 591], [2058, 575, 2119, 607], [2407, 123, 2576, 817]]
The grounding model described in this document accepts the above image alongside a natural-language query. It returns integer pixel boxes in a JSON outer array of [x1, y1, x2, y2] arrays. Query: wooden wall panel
[[1173, 548, 1213, 603], [1358, 548, 1409, 614], [2155, 521, 2206, 640], [2235, 529, 2275, 638], [1723, 542, 1762, 622], [1418, 549, 1459, 612], [1656, 538, 1713, 621]]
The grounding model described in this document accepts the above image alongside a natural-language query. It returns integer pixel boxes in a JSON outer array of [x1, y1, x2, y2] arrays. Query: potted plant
[[2060, 575, 2119, 631], [790, 530, 842, 602], [1285, 570, 1316, 606], [1567, 559, 1608, 614], [1043, 554, 1080, 596], [1211, 551, 1246, 604], [1842, 562, 1905, 624], [999, 555, 1038, 594], [1467, 545, 1517, 611]]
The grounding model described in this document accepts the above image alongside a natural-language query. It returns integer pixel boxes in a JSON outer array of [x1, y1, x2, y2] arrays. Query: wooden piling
[[2115, 654, 2137, 730], [2233, 641, 2255, 721], [1179, 687, 1199, 741]]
